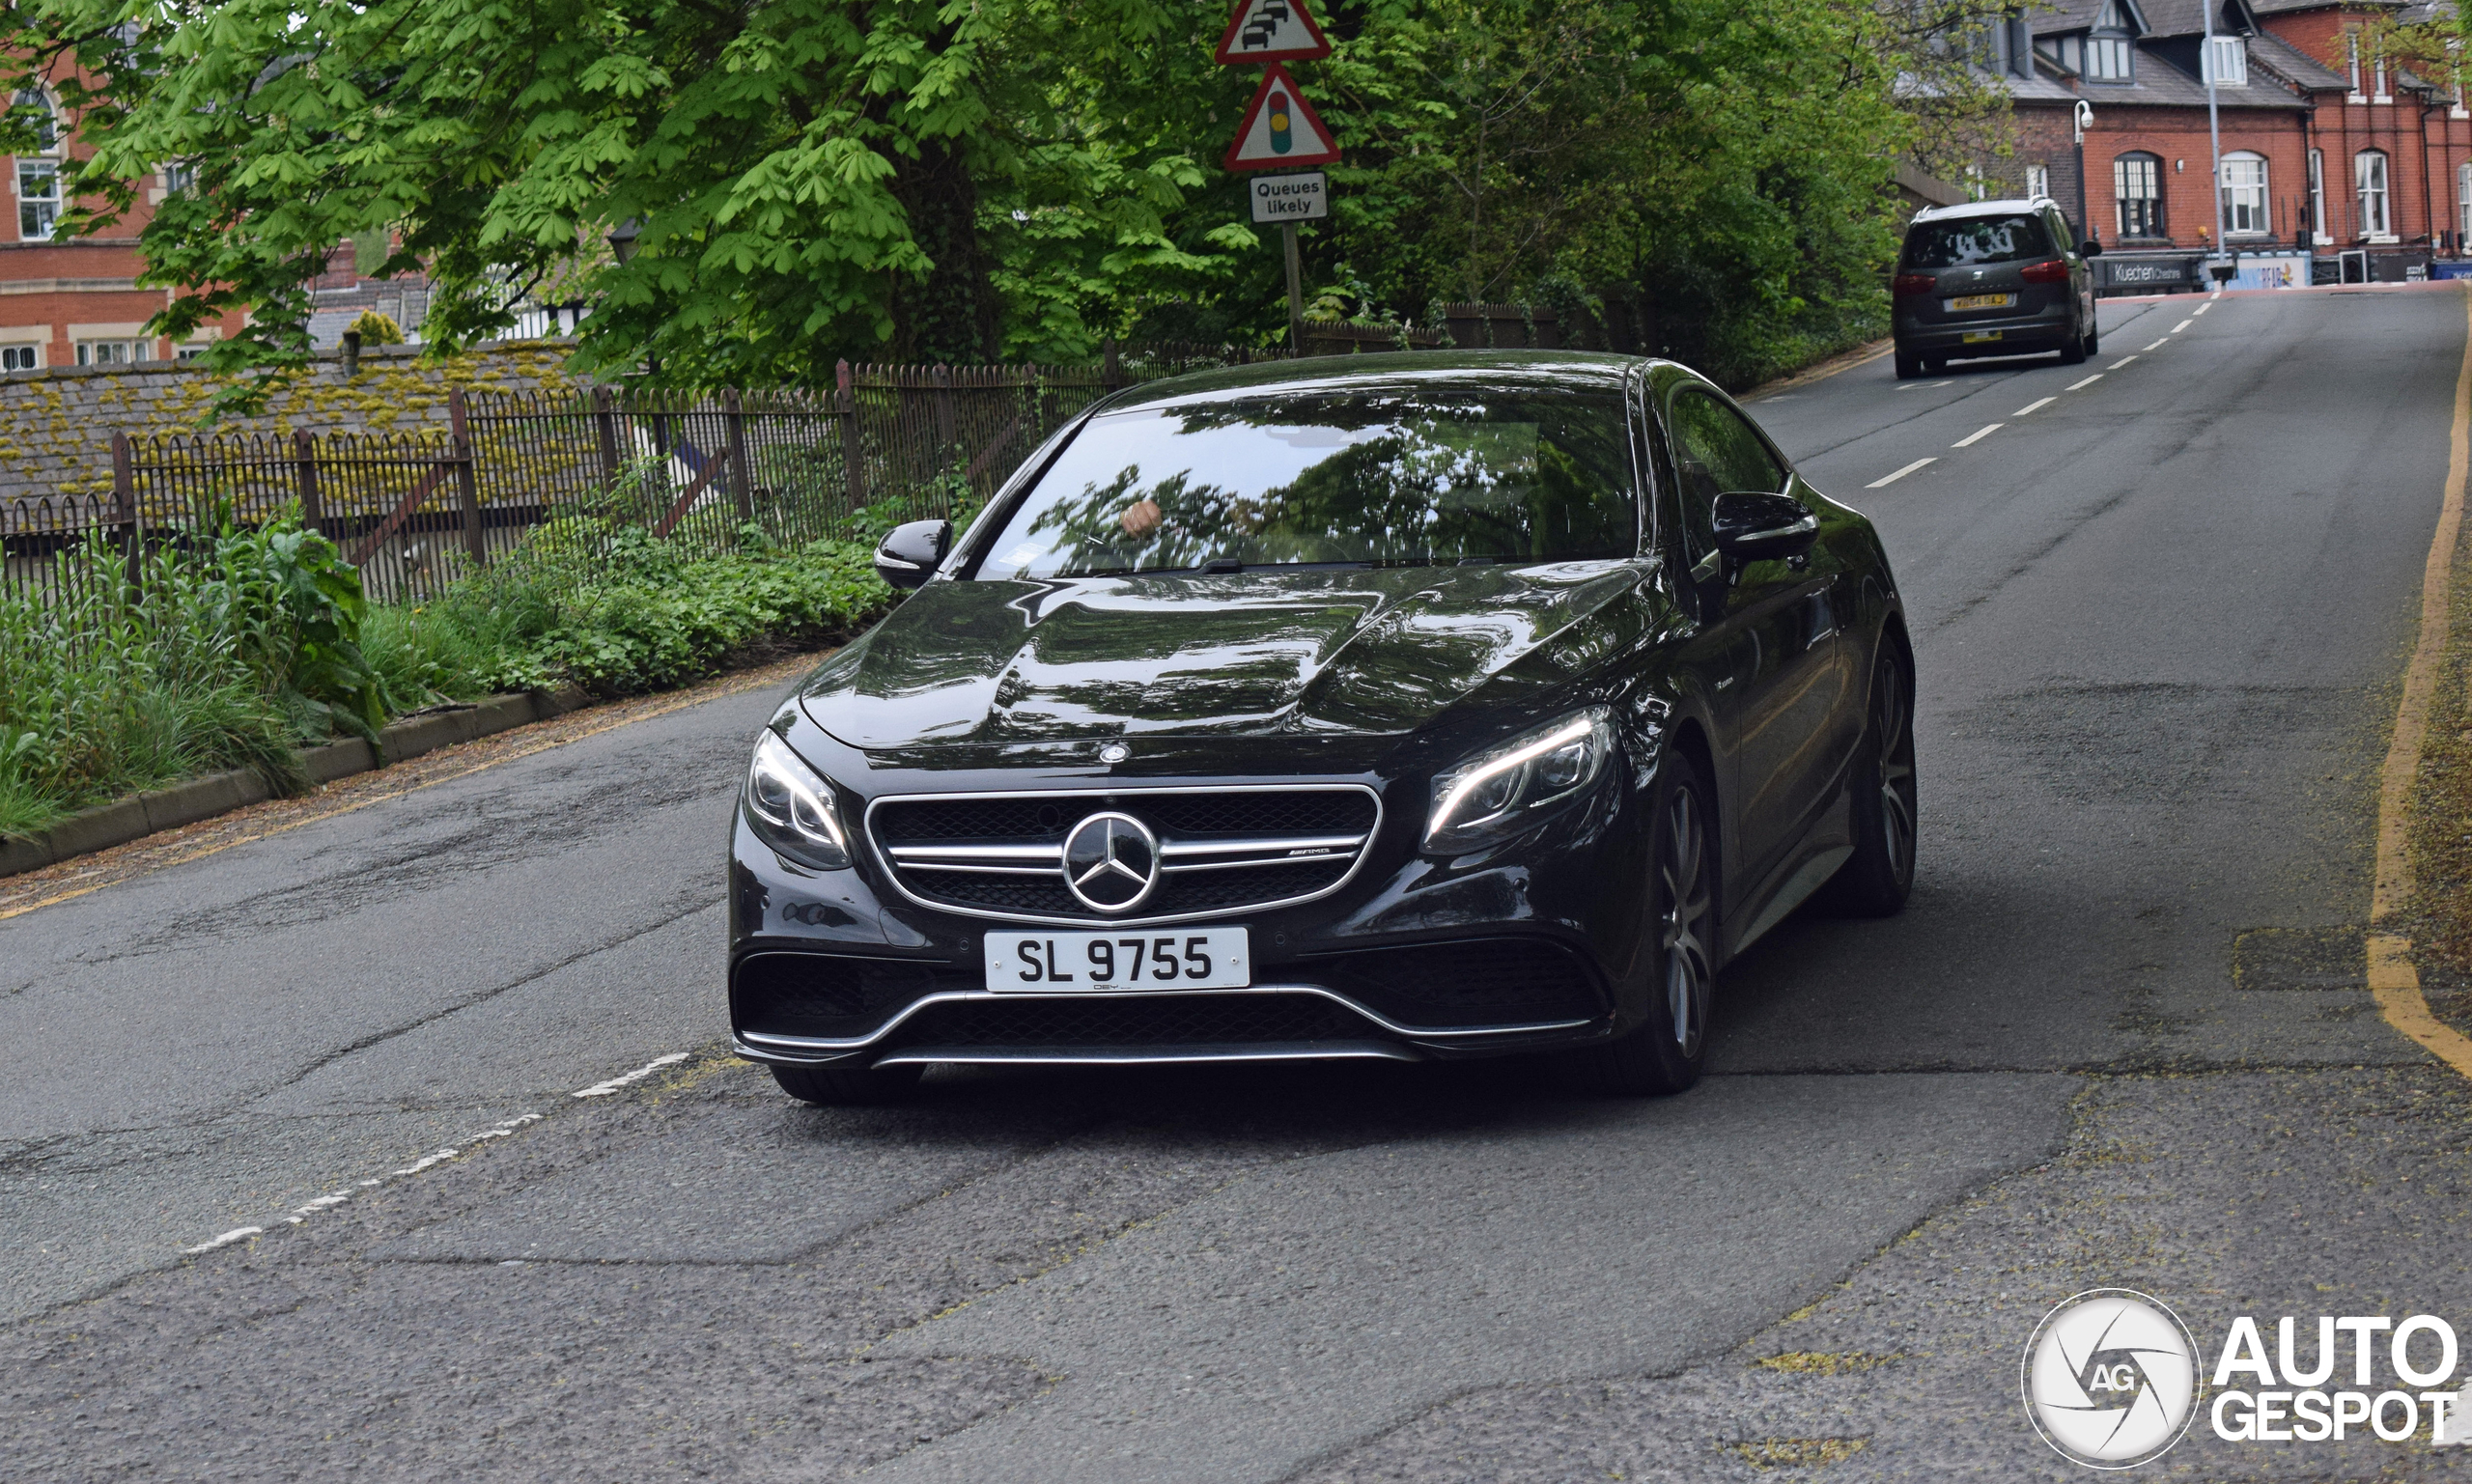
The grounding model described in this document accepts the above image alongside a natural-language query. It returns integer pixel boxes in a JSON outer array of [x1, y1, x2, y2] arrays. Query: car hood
[[801, 563, 1646, 750]]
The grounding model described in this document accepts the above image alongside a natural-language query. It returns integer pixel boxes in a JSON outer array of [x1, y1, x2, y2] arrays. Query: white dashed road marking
[[2144, 339, 2169, 351], [2110, 355, 2139, 368], [1893, 380, 1955, 392], [2014, 396, 2057, 416], [2065, 374, 2103, 391], [180, 1110, 549, 1256], [2171, 320, 2192, 333], [182, 1227, 264, 1255], [1952, 424, 2002, 448], [574, 1051, 690, 1099], [1868, 458, 1937, 489]]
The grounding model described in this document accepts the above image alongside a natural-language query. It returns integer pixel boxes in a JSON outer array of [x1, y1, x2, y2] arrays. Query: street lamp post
[[2204, 1, 2232, 284], [2074, 100, 2093, 246]]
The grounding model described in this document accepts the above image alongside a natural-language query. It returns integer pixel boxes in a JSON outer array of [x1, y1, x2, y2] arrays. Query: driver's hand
[[1119, 498, 1163, 539]]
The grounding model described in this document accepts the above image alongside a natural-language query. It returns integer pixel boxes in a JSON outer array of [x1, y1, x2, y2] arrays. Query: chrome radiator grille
[[866, 785, 1382, 925]]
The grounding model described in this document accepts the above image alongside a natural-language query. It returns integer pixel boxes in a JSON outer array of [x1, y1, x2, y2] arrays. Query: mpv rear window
[[1901, 214, 2054, 269]]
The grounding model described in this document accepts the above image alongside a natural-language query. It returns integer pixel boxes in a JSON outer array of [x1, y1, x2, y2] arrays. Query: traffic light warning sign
[[1223, 65, 1340, 172]]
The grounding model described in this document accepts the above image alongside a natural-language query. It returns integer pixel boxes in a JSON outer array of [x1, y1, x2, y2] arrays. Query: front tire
[[771, 1061, 923, 1105], [1562, 751, 1718, 1096], [1821, 647, 1918, 916]]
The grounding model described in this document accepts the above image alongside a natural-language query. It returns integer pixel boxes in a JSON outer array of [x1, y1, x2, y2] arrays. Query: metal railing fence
[[0, 343, 1279, 606]]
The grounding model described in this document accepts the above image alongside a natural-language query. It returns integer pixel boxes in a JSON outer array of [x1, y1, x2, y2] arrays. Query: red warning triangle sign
[[1214, 0, 1333, 65], [1223, 65, 1340, 173]]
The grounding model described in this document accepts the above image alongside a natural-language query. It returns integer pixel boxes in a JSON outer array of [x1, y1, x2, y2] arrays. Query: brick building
[[0, 78, 252, 371], [1972, 0, 2472, 283], [0, 69, 454, 371]]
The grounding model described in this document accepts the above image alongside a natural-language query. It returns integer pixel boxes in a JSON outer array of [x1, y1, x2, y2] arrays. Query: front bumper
[[725, 752, 1648, 1069]]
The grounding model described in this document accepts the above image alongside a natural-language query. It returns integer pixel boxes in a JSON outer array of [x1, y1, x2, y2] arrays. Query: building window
[[14, 88, 57, 242], [2347, 32, 2365, 98], [2205, 36, 2247, 86], [16, 158, 57, 240], [2027, 164, 2051, 200], [0, 345, 39, 372], [2358, 150, 2392, 237], [2459, 161, 2471, 248], [161, 161, 195, 193], [2087, 35, 2133, 81], [2311, 149, 2327, 239], [2220, 153, 2268, 235], [176, 343, 210, 362], [74, 340, 152, 366], [2115, 153, 2164, 238]]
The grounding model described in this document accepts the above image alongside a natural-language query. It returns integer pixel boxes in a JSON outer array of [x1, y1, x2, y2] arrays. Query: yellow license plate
[[1951, 294, 2014, 311], [1961, 330, 2004, 343]]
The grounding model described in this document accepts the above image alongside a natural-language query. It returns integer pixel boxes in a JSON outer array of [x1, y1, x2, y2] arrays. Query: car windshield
[[1902, 213, 2054, 269], [972, 389, 1637, 578]]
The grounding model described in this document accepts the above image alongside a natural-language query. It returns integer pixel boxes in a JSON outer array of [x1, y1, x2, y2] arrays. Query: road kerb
[[2369, 283, 2472, 1079]]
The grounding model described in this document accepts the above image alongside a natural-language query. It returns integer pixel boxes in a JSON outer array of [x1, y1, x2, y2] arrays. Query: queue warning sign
[[1223, 64, 1340, 172], [1250, 172, 1329, 223], [1213, 0, 1333, 65]]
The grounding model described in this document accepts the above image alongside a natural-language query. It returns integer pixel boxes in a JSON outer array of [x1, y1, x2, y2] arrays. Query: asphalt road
[[6, 283, 2472, 1480]]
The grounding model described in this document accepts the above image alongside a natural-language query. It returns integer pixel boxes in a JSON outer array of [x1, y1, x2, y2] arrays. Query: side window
[[1667, 388, 1784, 513]]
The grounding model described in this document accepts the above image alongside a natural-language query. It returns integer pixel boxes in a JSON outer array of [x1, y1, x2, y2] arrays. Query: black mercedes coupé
[[728, 350, 1915, 1101]]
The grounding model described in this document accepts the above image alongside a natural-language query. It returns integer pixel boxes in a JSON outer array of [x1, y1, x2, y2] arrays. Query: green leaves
[[1, 0, 1945, 393]]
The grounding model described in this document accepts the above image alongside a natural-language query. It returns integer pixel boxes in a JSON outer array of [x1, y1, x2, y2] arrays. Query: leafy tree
[[0, 0, 2016, 395]]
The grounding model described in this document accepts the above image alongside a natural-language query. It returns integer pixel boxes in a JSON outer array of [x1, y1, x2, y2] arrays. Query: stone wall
[[0, 340, 582, 505]]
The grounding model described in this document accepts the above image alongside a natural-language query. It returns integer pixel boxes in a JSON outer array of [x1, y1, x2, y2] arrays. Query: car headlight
[[1424, 708, 1616, 853], [743, 731, 854, 870]]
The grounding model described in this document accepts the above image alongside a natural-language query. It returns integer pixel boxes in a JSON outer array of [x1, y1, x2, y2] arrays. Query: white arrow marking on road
[[1867, 458, 1936, 489], [2014, 396, 2056, 415], [1952, 424, 2002, 447], [2066, 374, 2103, 391], [574, 1050, 690, 1098]]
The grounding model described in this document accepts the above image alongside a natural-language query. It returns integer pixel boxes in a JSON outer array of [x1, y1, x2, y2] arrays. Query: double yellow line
[[2369, 287, 2472, 1076]]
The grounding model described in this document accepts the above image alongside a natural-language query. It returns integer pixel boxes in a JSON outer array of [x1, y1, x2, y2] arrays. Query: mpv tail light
[[1893, 273, 1935, 296], [2019, 259, 2071, 283]]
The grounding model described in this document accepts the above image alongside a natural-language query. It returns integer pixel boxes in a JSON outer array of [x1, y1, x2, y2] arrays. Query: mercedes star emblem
[[1100, 742, 1131, 765], [1062, 811, 1161, 912]]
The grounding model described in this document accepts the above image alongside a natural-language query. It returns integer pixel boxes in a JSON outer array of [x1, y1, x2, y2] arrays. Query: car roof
[[1095, 349, 1653, 415], [1910, 196, 2061, 225]]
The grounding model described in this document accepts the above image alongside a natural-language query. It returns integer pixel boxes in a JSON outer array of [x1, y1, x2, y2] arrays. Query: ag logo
[[2022, 1289, 2201, 1469]]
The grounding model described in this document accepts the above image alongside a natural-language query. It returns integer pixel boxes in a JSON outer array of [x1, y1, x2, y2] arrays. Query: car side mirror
[[874, 518, 952, 590], [2081, 238, 2104, 257], [1711, 491, 1819, 564]]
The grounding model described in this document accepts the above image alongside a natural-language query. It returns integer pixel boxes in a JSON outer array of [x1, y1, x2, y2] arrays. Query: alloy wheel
[[1660, 787, 1715, 1057], [1876, 662, 1917, 884]]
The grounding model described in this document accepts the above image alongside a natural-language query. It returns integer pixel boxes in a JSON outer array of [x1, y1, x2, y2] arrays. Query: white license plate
[[1961, 329, 2004, 343], [1949, 293, 2014, 311], [984, 928, 1251, 992]]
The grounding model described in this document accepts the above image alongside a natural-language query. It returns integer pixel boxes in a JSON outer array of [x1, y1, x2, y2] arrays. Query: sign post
[[1249, 172, 1328, 353], [1222, 61, 1339, 354], [1216, 3, 1336, 356]]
